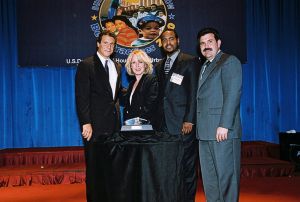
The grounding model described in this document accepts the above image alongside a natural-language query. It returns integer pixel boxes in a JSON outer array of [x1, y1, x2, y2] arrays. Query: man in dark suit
[[75, 30, 121, 202], [196, 27, 242, 202], [154, 29, 198, 202]]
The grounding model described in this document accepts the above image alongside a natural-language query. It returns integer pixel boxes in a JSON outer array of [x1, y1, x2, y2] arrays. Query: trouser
[[84, 135, 110, 202], [148, 118, 198, 202], [181, 132, 198, 202], [199, 139, 241, 202]]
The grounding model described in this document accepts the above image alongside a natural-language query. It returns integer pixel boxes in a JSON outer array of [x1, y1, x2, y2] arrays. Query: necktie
[[104, 60, 109, 78], [200, 60, 211, 80], [164, 58, 171, 75]]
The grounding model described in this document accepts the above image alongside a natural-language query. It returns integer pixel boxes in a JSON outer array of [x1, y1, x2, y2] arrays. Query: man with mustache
[[196, 27, 242, 202], [154, 29, 199, 202]]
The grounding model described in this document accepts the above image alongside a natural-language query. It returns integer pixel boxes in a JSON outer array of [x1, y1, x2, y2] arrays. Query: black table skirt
[[97, 132, 184, 202]]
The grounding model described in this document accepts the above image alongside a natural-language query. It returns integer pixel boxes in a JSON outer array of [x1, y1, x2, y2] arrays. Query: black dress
[[123, 74, 158, 124]]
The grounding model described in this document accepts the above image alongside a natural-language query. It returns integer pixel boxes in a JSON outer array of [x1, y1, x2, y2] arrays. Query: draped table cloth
[[99, 132, 184, 202]]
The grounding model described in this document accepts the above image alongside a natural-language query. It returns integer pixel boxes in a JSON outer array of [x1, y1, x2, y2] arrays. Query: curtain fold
[[242, 0, 300, 142], [1, 0, 16, 148], [1, 0, 299, 148], [1, 0, 82, 148]]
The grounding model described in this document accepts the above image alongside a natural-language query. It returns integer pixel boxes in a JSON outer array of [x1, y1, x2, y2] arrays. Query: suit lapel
[[164, 53, 182, 95], [158, 58, 166, 79], [134, 74, 145, 93], [131, 74, 146, 105], [94, 55, 114, 99], [198, 52, 223, 90], [156, 58, 166, 90], [113, 61, 121, 102]]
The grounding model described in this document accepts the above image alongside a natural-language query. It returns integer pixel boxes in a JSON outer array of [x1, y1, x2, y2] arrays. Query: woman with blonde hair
[[123, 49, 158, 125]]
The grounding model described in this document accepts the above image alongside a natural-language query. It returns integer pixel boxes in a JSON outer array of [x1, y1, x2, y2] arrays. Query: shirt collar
[[97, 52, 112, 66], [208, 50, 221, 63], [167, 49, 180, 61]]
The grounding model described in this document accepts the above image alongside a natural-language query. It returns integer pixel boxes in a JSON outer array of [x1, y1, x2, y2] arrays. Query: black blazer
[[154, 52, 198, 135], [75, 54, 121, 136], [123, 74, 158, 124]]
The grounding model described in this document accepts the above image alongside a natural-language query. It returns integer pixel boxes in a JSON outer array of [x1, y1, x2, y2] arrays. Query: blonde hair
[[125, 49, 153, 76]]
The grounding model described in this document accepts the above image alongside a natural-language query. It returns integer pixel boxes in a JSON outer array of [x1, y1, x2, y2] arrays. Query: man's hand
[[181, 122, 193, 135], [216, 127, 228, 142], [82, 123, 93, 141]]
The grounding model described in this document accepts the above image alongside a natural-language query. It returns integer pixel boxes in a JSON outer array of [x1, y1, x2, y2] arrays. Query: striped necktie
[[164, 58, 171, 75], [200, 60, 211, 80]]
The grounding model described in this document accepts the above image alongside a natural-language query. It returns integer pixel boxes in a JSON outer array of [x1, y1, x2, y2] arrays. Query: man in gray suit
[[196, 27, 242, 202], [154, 29, 199, 202]]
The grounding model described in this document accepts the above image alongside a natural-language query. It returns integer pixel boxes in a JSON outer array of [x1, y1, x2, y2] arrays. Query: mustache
[[203, 48, 212, 51]]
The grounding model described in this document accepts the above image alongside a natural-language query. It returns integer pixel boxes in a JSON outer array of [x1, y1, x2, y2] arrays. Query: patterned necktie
[[200, 60, 211, 80], [164, 58, 171, 75], [104, 60, 109, 78]]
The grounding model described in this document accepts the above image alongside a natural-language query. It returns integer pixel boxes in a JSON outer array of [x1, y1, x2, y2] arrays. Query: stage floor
[[1, 176, 300, 202], [0, 141, 299, 201]]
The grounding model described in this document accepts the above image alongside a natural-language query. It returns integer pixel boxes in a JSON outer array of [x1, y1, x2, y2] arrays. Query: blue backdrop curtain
[[0, 0, 82, 148], [242, 0, 300, 142], [1, 0, 300, 148]]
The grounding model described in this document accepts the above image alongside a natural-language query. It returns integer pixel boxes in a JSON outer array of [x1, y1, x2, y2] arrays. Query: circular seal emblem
[[90, 0, 176, 57]]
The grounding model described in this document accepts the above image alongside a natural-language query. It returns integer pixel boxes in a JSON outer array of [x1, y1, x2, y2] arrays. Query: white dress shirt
[[97, 52, 118, 99]]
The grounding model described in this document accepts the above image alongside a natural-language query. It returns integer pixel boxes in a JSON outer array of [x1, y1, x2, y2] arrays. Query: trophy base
[[121, 124, 155, 136]]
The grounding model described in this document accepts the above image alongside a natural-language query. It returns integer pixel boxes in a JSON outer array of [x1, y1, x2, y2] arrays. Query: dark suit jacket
[[123, 74, 158, 124], [75, 54, 121, 137], [154, 52, 198, 135], [196, 51, 242, 140]]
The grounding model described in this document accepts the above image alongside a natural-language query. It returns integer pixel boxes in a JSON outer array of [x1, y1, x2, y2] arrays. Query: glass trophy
[[121, 117, 154, 132]]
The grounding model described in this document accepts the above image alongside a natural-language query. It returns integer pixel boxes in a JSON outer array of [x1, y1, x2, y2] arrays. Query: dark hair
[[112, 15, 131, 25], [102, 19, 114, 27], [112, 15, 138, 34], [197, 27, 220, 41], [158, 10, 165, 15], [161, 29, 179, 39], [97, 30, 117, 44]]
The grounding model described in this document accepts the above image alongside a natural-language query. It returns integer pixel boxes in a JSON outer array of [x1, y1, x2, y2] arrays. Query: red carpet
[[0, 141, 298, 201], [1, 176, 300, 202]]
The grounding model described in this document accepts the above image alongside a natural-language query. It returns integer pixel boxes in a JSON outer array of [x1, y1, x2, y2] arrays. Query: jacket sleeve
[[219, 56, 242, 129], [183, 58, 198, 124], [140, 75, 159, 120], [75, 61, 91, 126]]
